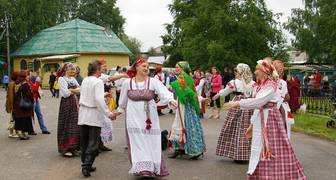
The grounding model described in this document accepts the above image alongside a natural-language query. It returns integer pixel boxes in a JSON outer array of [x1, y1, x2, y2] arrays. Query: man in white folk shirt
[[78, 60, 117, 177]]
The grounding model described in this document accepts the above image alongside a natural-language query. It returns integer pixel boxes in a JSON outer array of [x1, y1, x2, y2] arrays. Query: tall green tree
[[0, 0, 127, 56], [162, 0, 286, 69], [0, 0, 63, 56], [121, 35, 142, 64], [77, 0, 125, 36], [286, 0, 336, 64]]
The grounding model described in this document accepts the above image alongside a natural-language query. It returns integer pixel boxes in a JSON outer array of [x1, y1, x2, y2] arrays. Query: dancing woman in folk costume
[[169, 61, 206, 160], [224, 59, 306, 179], [273, 60, 294, 139], [117, 58, 177, 177], [213, 63, 254, 163]]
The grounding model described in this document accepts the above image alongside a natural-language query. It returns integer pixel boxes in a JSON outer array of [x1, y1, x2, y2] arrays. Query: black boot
[[190, 153, 204, 160], [82, 155, 94, 177], [158, 110, 164, 116], [82, 168, 91, 177], [168, 151, 180, 159], [168, 150, 185, 159], [99, 145, 112, 152]]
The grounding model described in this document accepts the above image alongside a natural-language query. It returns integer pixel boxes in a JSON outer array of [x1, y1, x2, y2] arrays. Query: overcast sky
[[116, 0, 304, 51]]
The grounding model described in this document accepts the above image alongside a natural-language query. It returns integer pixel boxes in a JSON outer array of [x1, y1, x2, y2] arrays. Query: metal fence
[[299, 96, 335, 116]]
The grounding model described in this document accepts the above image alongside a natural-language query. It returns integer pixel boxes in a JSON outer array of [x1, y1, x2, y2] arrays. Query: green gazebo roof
[[12, 18, 131, 57]]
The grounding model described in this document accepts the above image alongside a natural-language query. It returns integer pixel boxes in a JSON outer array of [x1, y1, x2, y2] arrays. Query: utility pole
[[5, 12, 10, 75]]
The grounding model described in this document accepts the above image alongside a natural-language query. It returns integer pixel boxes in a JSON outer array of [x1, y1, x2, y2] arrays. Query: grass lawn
[[293, 112, 336, 141]]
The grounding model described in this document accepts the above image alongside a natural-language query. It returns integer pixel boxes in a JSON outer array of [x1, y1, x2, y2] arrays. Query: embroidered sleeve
[[58, 77, 71, 98], [239, 85, 275, 110], [117, 79, 130, 114], [153, 78, 174, 104]]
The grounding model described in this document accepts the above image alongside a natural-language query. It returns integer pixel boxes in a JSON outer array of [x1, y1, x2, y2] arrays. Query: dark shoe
[[71, 150, 80, 157], [20, 136, 30, 140], [82, 168, 91, 177], [158, 110, 164, 116], [168, 150, 185, 159], [99, 146, 112, 152], [234, 160, 249, 164], [90, 167, 96, 172], [169, 109, 173, 114], [168, 151, 180, 159], [42, 131, 51, 134], [29, 132, 37, 135], [190, 153, 204, 160]]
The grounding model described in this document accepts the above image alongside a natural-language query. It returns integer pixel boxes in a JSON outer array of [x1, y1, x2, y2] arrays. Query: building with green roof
[[12, 18, 131, 87]]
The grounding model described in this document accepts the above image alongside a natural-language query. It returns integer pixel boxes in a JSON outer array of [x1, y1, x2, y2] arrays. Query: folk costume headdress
[[236, 63, 253, 85], [256, 59, 279, 82], [57, 62, 76, 77], [127, 58, 147, 78], [255, 58, 278, 161], [171, 61, 200, 114]]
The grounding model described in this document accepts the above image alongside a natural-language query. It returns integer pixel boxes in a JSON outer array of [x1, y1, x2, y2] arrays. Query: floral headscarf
[[256, 59, 278, 81], [172, 61, 200, 114], [236, 63, 253, 85], [57, 62, 76, 77]]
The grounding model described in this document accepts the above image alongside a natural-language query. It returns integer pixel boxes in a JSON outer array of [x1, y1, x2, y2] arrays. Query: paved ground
[[1, 89, 336, 180]]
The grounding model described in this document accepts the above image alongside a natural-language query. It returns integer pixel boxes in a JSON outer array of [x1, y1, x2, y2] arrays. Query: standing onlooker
[[195, 70, 206, 118], [78, 60, 116, 177], [315, 70, 322, 96], [57, 62, 81, 157], [154, 64, 167, 116], [203, 71, 212, 98], [221, 67, 233, 103], [54, 77, 60, 98], [287, 75, 301, 112], [209, 67, 222, 119], [303, 73, 310, 96], [114, 67, 127, 107], [114, 65, 121, 76], [29, 76, 51, 134], [3, 74, 9, 90], [6, 72, 19, 138], [49, 71, 56, 97], [13, 71, 34, 140], [75, 66, 83, 86]]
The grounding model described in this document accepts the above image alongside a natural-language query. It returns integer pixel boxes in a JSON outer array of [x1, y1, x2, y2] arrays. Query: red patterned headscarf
[[57, 62, 76, 77], [256, 59, 278, 81], [127, 58, 147, 78], [99, 59, 106, 65]]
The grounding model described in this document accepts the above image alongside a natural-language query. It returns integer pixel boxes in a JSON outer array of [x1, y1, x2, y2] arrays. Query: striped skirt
[[57, 95, 80, 154], [216, 95, 253, 160]]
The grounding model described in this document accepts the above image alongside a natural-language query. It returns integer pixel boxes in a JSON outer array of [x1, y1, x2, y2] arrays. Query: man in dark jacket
[[49, 71, 56, 97]]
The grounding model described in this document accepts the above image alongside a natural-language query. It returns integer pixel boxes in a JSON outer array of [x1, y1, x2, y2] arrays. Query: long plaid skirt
[[248, 107, 306, 179], [57, 95, 80, 154], [216, 95, 253, 160]]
